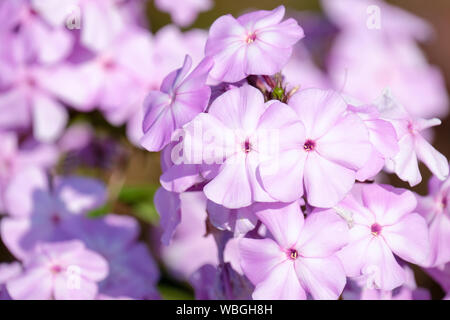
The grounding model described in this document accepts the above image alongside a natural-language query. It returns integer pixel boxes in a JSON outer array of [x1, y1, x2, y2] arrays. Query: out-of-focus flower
[[1, 167, 107, 259], [0, 132, 58, 213], [67, 214, 160, 300], [0, 262, 22, 300], [376, 91, 449, 186], [155, 0, 213, 27], [6, 240, 108, 300], [205, 6, 304, 83], [335, 183, 429, 291], [31, 0, 125, 52], [260, 88, 372, 208], [183, 85, 304, 208], [240, 202, 348, 299], [416, 174, 450, 267]]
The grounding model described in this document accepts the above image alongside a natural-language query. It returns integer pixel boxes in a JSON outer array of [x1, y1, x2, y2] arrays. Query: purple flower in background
[[240, 202, 348, 299], [157, 191, 218, 279], [1, 167, 107, 259], [205, 6, 304, 83], [67, 214, 160, 300], [335, 183, 429, 291], [31, 0, 125, 52], [259, 89, 372, 208], [140, 55, 213, 152], [155, 0, 213, 27], [0, 0, 73, 64], [6, 240, 108, 300], [207, 201, 258, 237], [416, 174, 450, 267]]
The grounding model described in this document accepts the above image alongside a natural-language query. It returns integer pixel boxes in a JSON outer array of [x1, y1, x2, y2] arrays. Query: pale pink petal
[[382, 213, 429, 265], [316, 113, 371, 170], [253, 260, 306, 300], [296, 211, 349, 258], [239, 238, 286, 285], [6, 268, 53, 300], [204, 153, 252, 208], [208, 85, 266, 131], [288, 89, 347, 139], [304, 152, 356, 208], [255, 202, 304, 249], [295, 255, 346, 300]]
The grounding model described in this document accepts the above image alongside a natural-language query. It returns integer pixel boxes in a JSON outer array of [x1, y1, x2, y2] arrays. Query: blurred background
[[1, 0, 449, 299]]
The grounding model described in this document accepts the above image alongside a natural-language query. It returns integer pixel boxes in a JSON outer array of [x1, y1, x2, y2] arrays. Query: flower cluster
[[0, 0, 449, 300], [144, 3, 450, 300]]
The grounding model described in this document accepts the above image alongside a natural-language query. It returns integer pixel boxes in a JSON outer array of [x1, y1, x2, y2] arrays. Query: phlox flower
[[182, 84, 304, 209], [321, 0, 433, 42], [67, 214, 160, 300], [31, 0, 125, 52], [239, 202, 348, 300], [155, 0, 213, 27], [416, 174, 450, 267], [334, 183, 429, 291], [190, 263, 254, 300], [1, 167, 107, 259], [0, 0, 73, 64], [327, 32, 448, 119], [259, 88, 372, 208], [0, 54, 70, 142], [376, 91, 449, 186], [140, 55, 213, 152], [6, 240, 108, 300], [205, 6, 304, 83]]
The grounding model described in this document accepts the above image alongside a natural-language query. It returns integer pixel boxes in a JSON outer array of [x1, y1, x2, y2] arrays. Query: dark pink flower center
[[102, 59, 116, 70], [243, 139, 252, 154], [303, 140, 316, 152], [246, 32, 257, 43], [288, 248, 298, 260], [50, 265, 63, 274], [442, 197, 448, 210], [51, 213, 61, 225], [371, 223, 382, 236]]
